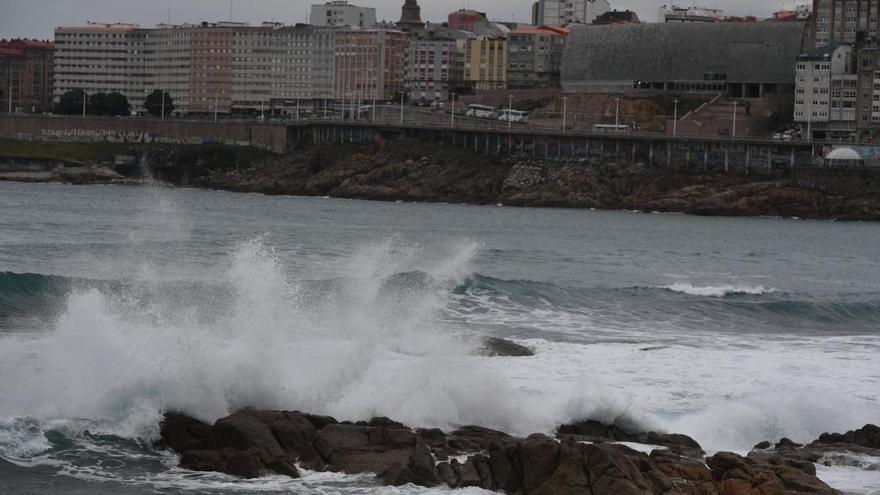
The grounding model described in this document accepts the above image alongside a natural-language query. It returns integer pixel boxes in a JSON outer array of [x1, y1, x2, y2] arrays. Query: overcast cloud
[[1, 0, 795, 40]]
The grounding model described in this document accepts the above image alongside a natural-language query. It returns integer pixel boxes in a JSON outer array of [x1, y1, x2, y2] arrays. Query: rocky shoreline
[[158, 407, 878, 494], [4, 139, 880, 220]]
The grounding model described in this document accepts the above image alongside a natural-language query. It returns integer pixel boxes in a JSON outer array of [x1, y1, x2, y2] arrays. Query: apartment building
[[405, 38, 457, 103], [310, 1, 376, 29], [464, 37, 507, 90], [53, 23, 150, 109], [537, 0, 610, 26], [794, 45, 856, 141], [813, 0, 880, 46], [507, 25, 567, 89], [55, 22, 344, 115], [0, 40, 54, 113], [335, 29, 407, 102]]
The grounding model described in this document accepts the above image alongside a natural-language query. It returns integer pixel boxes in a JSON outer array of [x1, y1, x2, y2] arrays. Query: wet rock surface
[[159, 412, 873, 494]]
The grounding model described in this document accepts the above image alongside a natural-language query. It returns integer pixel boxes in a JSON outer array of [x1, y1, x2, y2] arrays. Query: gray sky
[[1, 0, 797, 40]]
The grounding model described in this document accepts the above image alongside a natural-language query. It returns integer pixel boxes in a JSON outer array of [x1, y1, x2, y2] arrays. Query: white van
[[498, 109, 529, 124], [465, 104, 497, 119]]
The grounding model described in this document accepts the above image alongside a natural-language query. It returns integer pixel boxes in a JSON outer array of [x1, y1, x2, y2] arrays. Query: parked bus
[[498, 109, 529, 124], [465, 104, 497, 119], [592, 124, 630, 134]]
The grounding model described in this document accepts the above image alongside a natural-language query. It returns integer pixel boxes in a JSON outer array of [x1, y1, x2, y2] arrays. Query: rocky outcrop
[[158, 411, 860, 494], [479, 337, 535, 357]]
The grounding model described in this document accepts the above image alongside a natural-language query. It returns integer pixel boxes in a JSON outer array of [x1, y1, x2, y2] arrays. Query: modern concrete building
[[310, 1, 376, 29], [464, 37, 507, 90], [53, 23, 150, 110], [537, 0, 610, 26], [855, 45, 880, 139], [561, 23, 809, 96], [794, 44, 856, 141], [813, 0, 880, 46], [335, 29, 407, 102], [270, 25, 336, 110], [0, 40, 54, 113], [507, 25, 568, 89]]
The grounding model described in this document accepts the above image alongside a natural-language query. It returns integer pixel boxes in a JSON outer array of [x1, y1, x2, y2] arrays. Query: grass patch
[[0, 139, 273, 164]]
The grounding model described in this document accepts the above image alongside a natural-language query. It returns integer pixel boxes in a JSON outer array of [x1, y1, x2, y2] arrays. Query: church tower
[[398, 0, 423, 27]]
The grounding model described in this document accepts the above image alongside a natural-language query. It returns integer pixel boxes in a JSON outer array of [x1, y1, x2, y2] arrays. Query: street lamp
[[562, 96, 567, 132], [614, 97, 621, 129], [673, 98, 679, 137], [82, 90, 87, 118], [451, 91, 456, 128], [507, 95, 513, 130], [732, 100, 737, 138]]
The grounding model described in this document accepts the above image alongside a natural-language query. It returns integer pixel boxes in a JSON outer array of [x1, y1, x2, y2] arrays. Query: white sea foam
[[663, 283, 776, 297]]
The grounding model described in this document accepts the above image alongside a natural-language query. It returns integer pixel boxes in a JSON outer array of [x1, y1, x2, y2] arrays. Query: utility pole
[[732, 100, 737, 138], [7, 85, 12, 114], [400, 90, 404, 124], [372, 90, 376, 123], [451, 91, 456, 128], [214, 91, 219, 123], [673, 98, 679, 137], [82, 90, 87, 118], [161, 91, 165, 119], [562, 96, 567, 132]]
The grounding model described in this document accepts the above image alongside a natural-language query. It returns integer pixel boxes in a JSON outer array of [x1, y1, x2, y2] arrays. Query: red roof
[[0, 47, 24, 57], [0, 40, 54, 50], [511, 25, 569, 36]]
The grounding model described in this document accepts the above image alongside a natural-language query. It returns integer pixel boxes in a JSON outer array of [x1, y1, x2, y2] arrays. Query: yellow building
[[464, 36, 507, 90]]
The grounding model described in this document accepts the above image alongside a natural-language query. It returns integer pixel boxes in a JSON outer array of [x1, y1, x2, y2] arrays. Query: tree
[[144, 90, 174, 117], [103, 92, 130, 116], [57, 89, 86, 115]]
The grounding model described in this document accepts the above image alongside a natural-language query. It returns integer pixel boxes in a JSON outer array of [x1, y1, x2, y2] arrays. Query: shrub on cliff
[[144, 90, 175, 117]]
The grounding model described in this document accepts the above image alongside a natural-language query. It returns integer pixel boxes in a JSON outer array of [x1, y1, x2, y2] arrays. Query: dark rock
[[753, 440, 772, 450], [454, 458, 483, 487], [437, 461, 459, 488], [518, 434, 560, 492], [238, 410, 323, 468], [775, 437, 803, 449], [478, 337, 535, 357], [158, 413, 214, 452], [471, 453, 495, 489], [450, 425, 516, 452], [488, 441, 521, 493], [557, 419, 703, 457], [813, 424, 880, 449], [582, 444, 653, 495]]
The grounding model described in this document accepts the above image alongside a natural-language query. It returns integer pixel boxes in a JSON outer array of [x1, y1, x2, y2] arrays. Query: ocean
[[0, 180, 878, 493]]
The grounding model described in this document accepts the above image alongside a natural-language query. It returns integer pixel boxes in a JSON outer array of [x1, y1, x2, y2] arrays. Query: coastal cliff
[[195, 139, 880, 221], [3, 138, 880, 220]]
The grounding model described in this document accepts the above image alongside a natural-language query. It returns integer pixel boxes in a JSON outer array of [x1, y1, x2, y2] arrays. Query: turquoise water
[[0, 181, 878, 493]]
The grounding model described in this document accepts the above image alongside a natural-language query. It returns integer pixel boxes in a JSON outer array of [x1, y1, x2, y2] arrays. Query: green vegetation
[[0, 139, 272, 164], [144, 90, 175, 117], [55, 90, 131, 116]]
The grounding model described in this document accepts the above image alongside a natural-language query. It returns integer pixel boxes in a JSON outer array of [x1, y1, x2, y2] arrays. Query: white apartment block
[[310, 1, 376, 28], [814, 0, 880, 46], [53, 23, 151, 109], [54, 22, 340, 115], [795, 45, 856, 141], [538, 0, 610, 26]]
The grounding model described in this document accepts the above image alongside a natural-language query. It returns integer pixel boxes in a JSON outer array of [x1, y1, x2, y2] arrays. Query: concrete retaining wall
[[0, 115, 289, 153]]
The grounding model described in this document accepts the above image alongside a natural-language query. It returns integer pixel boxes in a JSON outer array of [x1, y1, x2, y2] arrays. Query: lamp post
[[614, 97, 621, 129], [451, 91, 456, 128], [400, 91, 404, 124], [82, 90, 87, 118], [732, 100, 737, 138], [507, 95, 513, 130], [161, 90, 166, 119], [214, 91, 219, 123], [8, 84, 13, 114], [673, 98, 679, 137], [562, 96, 567, 132]]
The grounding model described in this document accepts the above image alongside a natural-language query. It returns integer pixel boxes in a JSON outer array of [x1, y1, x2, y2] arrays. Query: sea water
[[0, 181, 878, 494]]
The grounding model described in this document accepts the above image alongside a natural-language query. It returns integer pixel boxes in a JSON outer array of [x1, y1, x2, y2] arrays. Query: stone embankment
[[159, 407, 877, 494]]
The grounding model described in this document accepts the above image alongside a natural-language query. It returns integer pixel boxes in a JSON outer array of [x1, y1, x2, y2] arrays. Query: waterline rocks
[[158, 412, 862, 494]]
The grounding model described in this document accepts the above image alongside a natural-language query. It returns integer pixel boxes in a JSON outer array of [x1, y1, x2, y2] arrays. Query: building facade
[[507, 26, 568, 89], [794, 45, 856, 140], [447, 10, 489, 33], [405, 38, 457, 103], [659, 5, 725, 23], [310, 1, 376, 29], [464, 37, 507, 90], [335, 29, 407, 102], [0, 40, 54, 113], [53, 23, 150, 110], [538, 0, 610, 26], [813, 0, 880, 46]]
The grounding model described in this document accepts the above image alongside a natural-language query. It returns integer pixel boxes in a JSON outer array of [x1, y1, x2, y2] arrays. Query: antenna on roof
[[229, 0, 233, 21]]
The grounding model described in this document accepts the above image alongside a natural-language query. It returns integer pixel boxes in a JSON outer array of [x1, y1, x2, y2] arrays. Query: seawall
[[0, 115, 289, 153]]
